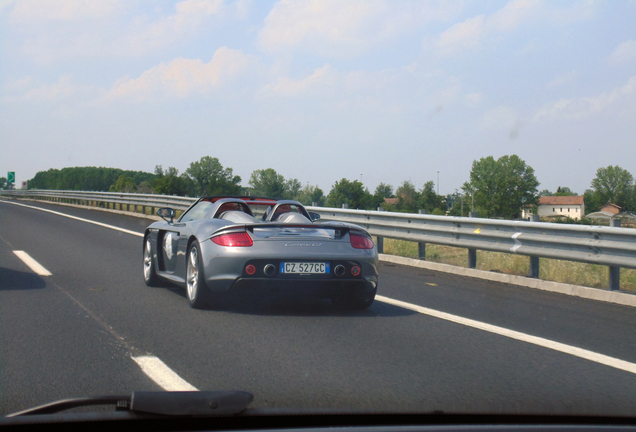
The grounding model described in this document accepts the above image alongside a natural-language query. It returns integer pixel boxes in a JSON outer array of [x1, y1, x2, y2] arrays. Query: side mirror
[[157, 207, 176, 224], [308, 212, 321, 222]]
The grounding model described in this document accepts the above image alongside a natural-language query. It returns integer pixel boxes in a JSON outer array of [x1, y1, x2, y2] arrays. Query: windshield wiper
[[7, 391, 254, 417]]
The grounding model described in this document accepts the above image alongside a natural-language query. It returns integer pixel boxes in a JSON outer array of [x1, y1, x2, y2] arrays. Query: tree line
[[24, 155, 636, 219]]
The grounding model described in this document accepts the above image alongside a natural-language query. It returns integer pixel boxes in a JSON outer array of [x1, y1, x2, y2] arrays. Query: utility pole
[[437, 171, 439, 195]]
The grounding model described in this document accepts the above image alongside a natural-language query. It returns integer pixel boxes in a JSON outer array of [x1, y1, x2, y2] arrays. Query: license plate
[[280, 262, 329, 274]]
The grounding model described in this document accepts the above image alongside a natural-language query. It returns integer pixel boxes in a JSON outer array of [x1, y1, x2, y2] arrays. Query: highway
[[1, 199, 636, 417]]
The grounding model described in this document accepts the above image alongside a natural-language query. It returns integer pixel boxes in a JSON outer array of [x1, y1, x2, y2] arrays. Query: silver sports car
[[142, 197, 379, 309]]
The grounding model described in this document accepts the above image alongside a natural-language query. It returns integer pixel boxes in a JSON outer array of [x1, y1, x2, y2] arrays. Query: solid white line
[[13, 251, 52, 276], [132, 356, 198, 391], [376, 295, 636, 375], [2, 201, 143, 237]]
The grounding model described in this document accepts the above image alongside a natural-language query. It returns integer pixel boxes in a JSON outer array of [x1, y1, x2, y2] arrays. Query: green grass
[[375, 237, 636, 293]]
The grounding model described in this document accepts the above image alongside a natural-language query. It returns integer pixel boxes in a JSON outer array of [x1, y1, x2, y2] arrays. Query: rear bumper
[[226, 277, 377, 298]]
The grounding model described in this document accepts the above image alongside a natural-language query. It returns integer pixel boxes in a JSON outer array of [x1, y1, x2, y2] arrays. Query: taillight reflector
[[212, 232, 253, 247], [350, 234, 374, 249]]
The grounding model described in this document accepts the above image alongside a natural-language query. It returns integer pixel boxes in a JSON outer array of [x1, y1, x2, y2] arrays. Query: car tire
[[331, 286, 377, 310], [143, 235, 161, 287], [186, 241, 211, 309]]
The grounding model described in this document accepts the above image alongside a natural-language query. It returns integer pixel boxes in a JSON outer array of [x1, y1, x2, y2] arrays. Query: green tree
[[186, 156, 241, 196], [249, 168, 287, 198], [418, 181, 443, 213], [28, 167, 155, 191], [538, 189, 553, 197], [590, 165, 633, 210], [0, 177, 6, 189], [372, 183, 394, 209], [326, 178, 371, 209], [109, 175, 136, 193], [462, 154, 539, 219], [296, 184, 326, 206], [555, 186, 577, 196], [155, 167, 193, 196], [396, 180, 419, 213], [583, 189, 602, 213], [248, 168, 302, 200], [284, 178, 302, 200]]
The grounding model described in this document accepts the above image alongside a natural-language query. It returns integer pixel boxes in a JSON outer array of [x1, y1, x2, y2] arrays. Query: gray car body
[[143, 197, 379, 301]]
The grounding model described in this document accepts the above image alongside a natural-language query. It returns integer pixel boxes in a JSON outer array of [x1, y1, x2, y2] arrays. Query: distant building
[[383, 197, 399, 206], [600, 202, 621, 215], [537, 196, 585, 220]]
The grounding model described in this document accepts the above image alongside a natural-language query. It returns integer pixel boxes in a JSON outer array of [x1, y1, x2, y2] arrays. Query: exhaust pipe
[[334, 265, 346, 277], [264, 264, 276, 276]]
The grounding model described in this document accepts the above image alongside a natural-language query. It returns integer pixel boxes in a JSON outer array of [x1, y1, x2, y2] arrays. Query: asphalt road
[[1, 199, 636, 417]]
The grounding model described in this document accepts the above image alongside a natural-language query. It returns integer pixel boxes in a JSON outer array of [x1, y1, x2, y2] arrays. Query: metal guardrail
[[0, 189, 197, 212], [308, 207, 636, 291], [2, 189, 635, 291]]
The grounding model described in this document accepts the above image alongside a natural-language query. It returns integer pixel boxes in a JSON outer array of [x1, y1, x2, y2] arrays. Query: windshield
[[1, 0, 636, 420]]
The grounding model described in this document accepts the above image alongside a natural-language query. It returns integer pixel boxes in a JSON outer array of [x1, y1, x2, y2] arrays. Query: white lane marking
[[13, 251, 52, 276], [132, 356, 198, 391], [376, 295, 636, 376], [2, 201, 143, 237]]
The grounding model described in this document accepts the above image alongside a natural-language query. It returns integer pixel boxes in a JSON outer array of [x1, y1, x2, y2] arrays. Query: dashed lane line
[[13, 251, 52, 276], [377, 295, 636, 376], [132, 356, 198, 391]]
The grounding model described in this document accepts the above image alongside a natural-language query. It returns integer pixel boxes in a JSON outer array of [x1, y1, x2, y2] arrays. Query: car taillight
[[211, 232, 253, 247], [350, 233, 374, 249]]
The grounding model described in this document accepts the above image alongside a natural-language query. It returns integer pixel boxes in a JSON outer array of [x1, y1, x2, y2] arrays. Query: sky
[[1, 0, 635, 196]]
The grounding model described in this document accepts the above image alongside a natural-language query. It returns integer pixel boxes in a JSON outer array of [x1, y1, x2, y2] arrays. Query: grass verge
[[375, 237, 636, 293]]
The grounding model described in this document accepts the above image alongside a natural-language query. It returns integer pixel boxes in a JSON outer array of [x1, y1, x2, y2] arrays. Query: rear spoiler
[[210, 223, 370, 240]]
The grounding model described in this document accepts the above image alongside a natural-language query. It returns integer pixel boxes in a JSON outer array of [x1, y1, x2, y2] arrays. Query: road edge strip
[[376, 295, 636, 375], [380, 254, 636, 308]]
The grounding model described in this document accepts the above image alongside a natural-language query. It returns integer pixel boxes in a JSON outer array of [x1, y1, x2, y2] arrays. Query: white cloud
[[4, 74, 95, 102], [464, 92, 484, 107], [534, 75, 636, 121], [107, 47, 252, 101], [5, 0, 227, 63], [258, 0, 461, 57], [122, 0, 223, 54], [3, 0, 121, 22], [433, 0, 585, 56], [435, 0, 541, 55], [609, 40, 636, 66], [435, 15, 486, 54], [547, 70, 578, 88], [487, 0, 542, 32], [258, 64, 338, 98]]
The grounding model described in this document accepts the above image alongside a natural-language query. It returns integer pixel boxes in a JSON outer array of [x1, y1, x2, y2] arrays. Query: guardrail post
[[468, 212, 477, 268], [609, 218, 621, 290], [529, 215, 540, 278], [376, 237, 383, 253], [418, 210, 427, 260]]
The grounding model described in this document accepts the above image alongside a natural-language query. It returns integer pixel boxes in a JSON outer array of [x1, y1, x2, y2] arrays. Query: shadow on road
[[215, 292, 416, 317], [152, 281, 416, 317], [0, 267, 47, 291]]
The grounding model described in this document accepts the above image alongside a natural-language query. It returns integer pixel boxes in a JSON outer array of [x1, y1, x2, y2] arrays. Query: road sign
[[22, 181, 27, 189], [7, 172, 15, 183]]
